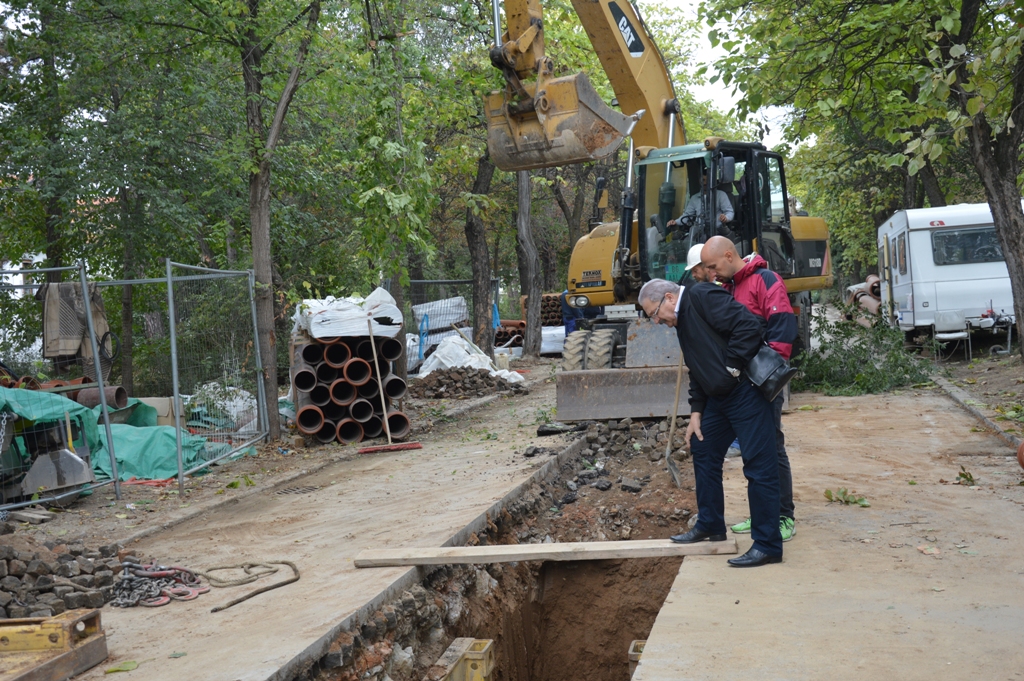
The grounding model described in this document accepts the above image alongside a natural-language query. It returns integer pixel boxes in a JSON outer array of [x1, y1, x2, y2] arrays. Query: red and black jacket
[[725, 254, 797, 360]]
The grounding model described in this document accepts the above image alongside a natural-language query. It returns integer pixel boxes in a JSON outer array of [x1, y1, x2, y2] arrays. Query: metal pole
[[625, 137, 636, 189], [248, 270, 269, 440], [491, 0, 502, 47], [664, 112, 676, 181], [78, 261, 121, 500], [166, 259, 186, 494]]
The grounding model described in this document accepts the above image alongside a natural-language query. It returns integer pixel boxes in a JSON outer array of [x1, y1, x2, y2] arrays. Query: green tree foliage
[[700, 0, 1024, 347], [795, 305, 930, 395]]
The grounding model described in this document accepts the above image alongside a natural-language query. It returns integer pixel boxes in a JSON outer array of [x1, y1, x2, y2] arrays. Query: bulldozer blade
[[555, 367, 692, 422], [486, 72, 640, 172]]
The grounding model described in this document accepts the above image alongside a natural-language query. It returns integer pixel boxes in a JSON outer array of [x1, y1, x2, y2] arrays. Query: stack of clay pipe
[[0, 370, 125, 407], [519, 293, 565, 326], [494, 320, 525, 348], [292, 336, 410, 444]]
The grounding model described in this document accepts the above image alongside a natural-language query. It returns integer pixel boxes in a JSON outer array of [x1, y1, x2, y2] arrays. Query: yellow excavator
[[486, 0, 832, 420]]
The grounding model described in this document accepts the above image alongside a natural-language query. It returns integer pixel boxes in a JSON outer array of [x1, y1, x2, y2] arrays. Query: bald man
[[701, 236, 798, 542]]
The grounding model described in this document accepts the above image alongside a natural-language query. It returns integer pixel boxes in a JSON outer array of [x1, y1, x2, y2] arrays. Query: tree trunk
[[919, 160, 946, 207], [39, 8, 64, 283], [901, 168, 917, 209], [250, 165, 279, 438], [953, 0, 1024, 356], [240, 0, 322, 441], [464, 154, 496, 356], [517, 171, 542, 357], [119, 211, 134, 396], [966, 120, 1024, 355]]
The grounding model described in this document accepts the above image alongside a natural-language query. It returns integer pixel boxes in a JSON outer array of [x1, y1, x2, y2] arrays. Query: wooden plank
[[354, 539, 738, 568]]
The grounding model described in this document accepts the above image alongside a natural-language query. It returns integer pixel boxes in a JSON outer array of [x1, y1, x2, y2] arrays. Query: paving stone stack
[[408, 368, 529, 400], [291, 333, 409, 445], [0, 540, 123, 618]]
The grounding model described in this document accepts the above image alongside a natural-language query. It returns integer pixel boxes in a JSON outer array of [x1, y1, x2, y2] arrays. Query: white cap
[[685, 244, 704, 271]]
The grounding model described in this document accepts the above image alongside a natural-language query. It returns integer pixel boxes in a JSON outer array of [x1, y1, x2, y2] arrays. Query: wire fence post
[[248, 270, 269, 436], [78, 261, 121, 500], [165, 259, 186, 494]]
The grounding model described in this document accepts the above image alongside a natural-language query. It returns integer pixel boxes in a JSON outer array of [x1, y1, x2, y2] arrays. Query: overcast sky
[[658, 0, 788, 149]]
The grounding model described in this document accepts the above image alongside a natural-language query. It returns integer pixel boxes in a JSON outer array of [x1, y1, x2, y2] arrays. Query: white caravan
[[877, 202, 1014, 333]]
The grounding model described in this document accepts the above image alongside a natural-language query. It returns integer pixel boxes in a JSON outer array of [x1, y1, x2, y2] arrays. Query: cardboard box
[[137, 397, 184, 427]]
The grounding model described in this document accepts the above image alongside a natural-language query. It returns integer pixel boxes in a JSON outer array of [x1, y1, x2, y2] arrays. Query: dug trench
[[312, 417, 697, 681]]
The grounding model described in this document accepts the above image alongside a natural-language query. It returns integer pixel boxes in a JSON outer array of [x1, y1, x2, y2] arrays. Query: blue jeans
[[690, 380, 783, 556]]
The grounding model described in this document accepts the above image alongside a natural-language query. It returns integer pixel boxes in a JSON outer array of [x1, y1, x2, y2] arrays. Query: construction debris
[[409, 368, 529, 400]]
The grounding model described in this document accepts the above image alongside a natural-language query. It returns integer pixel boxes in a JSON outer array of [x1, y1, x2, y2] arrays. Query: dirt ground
[[634, 389, 1024, 681], [942, 333, 1024, 437]]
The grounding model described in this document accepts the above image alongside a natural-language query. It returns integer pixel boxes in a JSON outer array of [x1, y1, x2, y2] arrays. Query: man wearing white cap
[[684, 244, 711, 284]]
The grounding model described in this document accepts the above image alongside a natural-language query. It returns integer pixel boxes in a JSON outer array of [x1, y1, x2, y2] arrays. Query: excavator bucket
[[486, 72, 639, 172]]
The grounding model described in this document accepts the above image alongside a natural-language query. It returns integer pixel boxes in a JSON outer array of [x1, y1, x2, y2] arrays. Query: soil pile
[[409, 368, 529, 400]]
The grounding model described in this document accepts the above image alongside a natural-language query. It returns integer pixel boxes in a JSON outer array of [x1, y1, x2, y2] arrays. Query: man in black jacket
[[638, 278, 783, 567]]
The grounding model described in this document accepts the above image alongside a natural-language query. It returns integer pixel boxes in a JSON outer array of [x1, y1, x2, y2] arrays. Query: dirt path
[[634, 390, 1024, 680], [76, 380, 565, 681]]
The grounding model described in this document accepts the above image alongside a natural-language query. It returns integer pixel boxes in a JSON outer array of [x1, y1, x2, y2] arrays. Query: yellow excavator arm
[[486, 0, 685, 171]]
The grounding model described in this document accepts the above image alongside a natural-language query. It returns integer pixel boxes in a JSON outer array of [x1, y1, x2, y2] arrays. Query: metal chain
[[110, 575, 176, 608]]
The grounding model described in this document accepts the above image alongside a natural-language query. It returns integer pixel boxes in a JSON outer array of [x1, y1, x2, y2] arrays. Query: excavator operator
[[666, 170, 740, 244]]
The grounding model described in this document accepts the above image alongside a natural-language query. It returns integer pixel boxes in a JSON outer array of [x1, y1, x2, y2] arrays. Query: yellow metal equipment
[[429, 638, 494, 681], [0, 610, 108, 681], [486, 0, 833, 421]]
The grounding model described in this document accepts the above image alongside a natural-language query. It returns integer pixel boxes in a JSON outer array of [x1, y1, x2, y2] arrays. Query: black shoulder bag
[[689, 297, 798, 403]]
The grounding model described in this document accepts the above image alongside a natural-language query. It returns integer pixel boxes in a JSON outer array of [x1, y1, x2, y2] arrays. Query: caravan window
[[897, 233, 907, 275], [931, 226, 1003, 266]]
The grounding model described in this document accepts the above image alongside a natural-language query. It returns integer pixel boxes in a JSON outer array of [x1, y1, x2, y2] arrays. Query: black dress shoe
[[727, 547, 782, 567], [670, 528, 728, 544]]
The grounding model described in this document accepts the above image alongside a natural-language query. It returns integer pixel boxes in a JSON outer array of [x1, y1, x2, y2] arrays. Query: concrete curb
[[932, 376, 1020, 449], [123, 372, 553, 547], [269, 434, 587, 681]]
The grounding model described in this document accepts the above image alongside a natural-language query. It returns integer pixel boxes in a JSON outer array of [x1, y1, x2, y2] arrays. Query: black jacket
[[675, 283, 765, 413]]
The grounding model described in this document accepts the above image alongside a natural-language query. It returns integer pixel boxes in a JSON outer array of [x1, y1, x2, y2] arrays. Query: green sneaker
[[780, 517, 796, 542], [730, 518, 752, 534]]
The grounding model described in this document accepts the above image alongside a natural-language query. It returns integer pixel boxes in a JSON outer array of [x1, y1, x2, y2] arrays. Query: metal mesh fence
[[167, 263, 267, 479], [407, 279, 499, 363], [0, 260, 267, 508], [0, 262, 121, 508]]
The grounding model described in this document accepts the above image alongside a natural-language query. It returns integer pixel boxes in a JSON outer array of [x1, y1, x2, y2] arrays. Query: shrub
[[793, 303, 930, 395]]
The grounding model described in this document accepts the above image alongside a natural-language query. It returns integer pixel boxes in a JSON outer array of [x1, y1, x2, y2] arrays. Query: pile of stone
[[576, 417, 689, 494], [409, 368, 529, 400], [0, 536, 123, 618]]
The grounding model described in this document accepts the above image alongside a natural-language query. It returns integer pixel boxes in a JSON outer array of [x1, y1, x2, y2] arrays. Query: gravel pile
[[409, 368, 529, 400]]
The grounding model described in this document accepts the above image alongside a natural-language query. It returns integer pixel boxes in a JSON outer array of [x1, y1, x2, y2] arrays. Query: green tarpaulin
[[0, 386, 102, 468], [92, 398, 158, 428], [92, 424, 207, 481], [0, 387, 220, 481]]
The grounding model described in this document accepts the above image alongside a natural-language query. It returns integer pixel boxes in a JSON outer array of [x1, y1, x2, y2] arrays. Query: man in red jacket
[[701, 236, 798, 542]]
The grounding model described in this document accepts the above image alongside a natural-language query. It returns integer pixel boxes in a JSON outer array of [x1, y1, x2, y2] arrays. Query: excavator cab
[[485, 0, 641, 171]]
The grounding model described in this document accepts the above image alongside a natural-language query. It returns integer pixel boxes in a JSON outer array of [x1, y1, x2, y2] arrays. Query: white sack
[[540, 325, 566, 355], [292, 287, 403, 339], [416, 336, 524, 384]]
